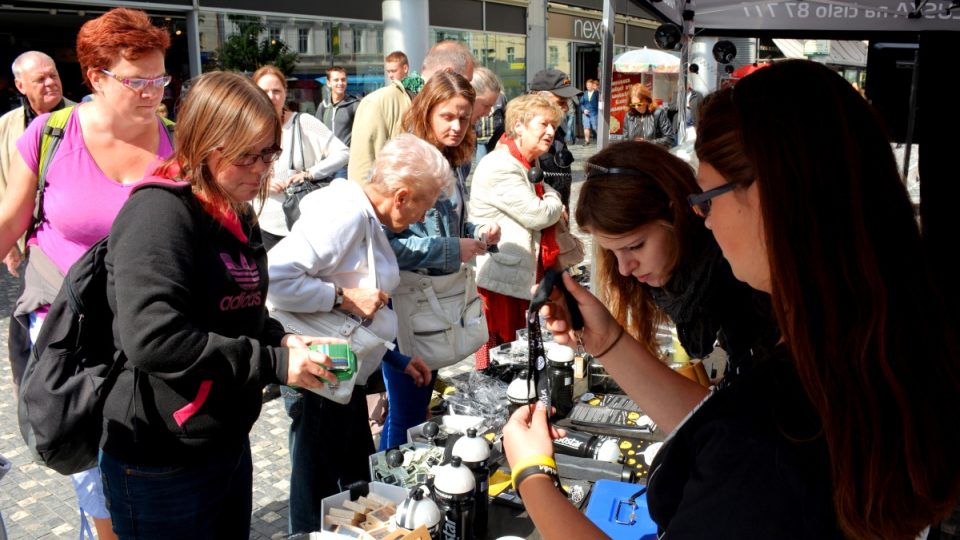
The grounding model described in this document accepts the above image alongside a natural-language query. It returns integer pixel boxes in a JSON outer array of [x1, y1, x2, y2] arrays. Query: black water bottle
[[552, 427, 623, 463], [451, 428, 491, 539], [547, 345, 575, 417], [433, 456, 476, 540]]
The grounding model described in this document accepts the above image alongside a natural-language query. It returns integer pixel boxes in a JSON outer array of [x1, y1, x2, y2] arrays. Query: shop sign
[[574, 18, 604, 42]]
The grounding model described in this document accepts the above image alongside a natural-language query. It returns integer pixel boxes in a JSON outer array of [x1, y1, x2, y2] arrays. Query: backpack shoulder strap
[[160, 116, 175, 145], [29, 106, 74, 243]]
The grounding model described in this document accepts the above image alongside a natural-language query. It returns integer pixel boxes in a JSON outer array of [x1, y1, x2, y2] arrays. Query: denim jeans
[[282, 386, 374, 534], [99, 439, 252, 539], [379, 362, 438, 450]]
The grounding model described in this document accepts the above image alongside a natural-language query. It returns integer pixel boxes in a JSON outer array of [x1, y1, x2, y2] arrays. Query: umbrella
[[731, 62, 772, 79], [613, 47, 681, 74]]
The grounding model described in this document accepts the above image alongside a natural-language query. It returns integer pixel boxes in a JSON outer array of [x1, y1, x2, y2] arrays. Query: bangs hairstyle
[[172, 71, 281, 213], [402, 71, 476, 166], [576, 141, 703, 358], [76, 8, 170, 91], [504, 94, 563, 137], [368, 133, 453, 201]]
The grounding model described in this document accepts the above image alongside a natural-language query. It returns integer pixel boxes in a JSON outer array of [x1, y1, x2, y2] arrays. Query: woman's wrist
[[593, 325, 625, 359], [511, 454, 561, 495]]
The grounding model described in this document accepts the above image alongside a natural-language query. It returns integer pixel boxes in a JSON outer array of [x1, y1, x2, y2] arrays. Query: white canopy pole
[[598, 0, 616, 149]]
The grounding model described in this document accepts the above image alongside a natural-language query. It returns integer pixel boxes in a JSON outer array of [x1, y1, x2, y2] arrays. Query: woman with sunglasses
[[576, 140, 775, 386], [502, 60, 960, 539], [0, 8, 176, 539], [623, 83, 674, 148], [99, 71, 341, 538]]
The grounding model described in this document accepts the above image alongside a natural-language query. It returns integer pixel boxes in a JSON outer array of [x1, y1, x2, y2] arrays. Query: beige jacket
[[0, 99, 75, 200], [468, 146, 563, 300], [346, 81, 412, 183]]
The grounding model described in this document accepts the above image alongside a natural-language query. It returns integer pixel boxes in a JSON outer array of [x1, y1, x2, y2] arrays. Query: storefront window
[[430, 28, 526, 99], [198, 12, 386, 113], [547, 39, 572, 76]]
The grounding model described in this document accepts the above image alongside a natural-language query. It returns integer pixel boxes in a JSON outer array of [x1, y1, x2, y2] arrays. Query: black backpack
[[17, 236, 123, 475]]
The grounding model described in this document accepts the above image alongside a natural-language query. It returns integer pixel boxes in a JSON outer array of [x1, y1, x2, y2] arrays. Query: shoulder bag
[[269, 217, 393, 403], [391, 264, 488, 370], [281, 113, 331, 230]]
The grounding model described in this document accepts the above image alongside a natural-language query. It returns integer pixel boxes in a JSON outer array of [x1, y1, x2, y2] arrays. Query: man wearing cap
[[529, 68, 581, 209]]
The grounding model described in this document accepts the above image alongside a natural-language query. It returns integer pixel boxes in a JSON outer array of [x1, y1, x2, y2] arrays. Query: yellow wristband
[[510, 455, 557, 489]]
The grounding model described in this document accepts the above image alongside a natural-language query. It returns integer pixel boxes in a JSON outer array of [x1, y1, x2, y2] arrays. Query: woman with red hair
[[0, 8, 172, 539]]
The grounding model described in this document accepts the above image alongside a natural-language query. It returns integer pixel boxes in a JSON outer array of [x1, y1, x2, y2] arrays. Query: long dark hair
[[402, 71, 476, 166], [575, 141, 705, 357], [696, 59, 960, 540]]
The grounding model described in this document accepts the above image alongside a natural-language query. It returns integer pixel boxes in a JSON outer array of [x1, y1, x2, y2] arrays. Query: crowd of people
[[1, 6, 958, 540]]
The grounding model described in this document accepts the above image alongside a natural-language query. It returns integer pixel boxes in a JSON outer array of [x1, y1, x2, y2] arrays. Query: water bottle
[[433, 456, 476, 540], [552, 427, 622, 463], [506, 371, 537, 415], [451, 428, 491, 538], [546, 344, 575, 416], [394, 484, 442, 536]]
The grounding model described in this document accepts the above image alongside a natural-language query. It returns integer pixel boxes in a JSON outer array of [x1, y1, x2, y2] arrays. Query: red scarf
[[499, 135, 559, 269]]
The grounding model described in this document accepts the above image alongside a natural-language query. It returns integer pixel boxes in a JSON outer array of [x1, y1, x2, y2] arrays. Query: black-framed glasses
[[233, 145, 283, 167], [687, 182, 736, 218], [101, 69, 172, 92]]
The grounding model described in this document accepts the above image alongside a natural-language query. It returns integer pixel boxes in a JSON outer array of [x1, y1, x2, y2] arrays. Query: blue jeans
[[282, 386, 374, 534], [99, 440, 252, 539], [379, 362, 438, 450]]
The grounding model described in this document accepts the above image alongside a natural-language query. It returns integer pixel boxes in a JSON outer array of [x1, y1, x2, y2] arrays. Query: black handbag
[[281, 113, 330, 230]]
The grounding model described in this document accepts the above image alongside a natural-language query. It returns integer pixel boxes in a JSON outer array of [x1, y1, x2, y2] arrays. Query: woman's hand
[[536, 272, 621, 356], [341, 287, 390, 319], [479, 223, 501, 247], [404, 356, 432, 387], [459, 238, 487, 263], [269, 175, 287, 194], [288, 171, 310, 185], [503, 401, 566, 468], [285, 345, 339, 389], [3, 247, 22, 277]]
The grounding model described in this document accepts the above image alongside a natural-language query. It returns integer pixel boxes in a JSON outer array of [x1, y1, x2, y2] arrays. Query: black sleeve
[[109, 188, 287, 385], [652, 108, 675, 147]]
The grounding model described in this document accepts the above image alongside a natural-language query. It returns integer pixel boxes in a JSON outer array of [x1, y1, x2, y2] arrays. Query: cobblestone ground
[[0, 142, 597, 538]]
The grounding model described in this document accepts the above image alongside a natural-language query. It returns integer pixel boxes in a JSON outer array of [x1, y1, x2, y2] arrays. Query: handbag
[[268, 218, 393, 404], [554, 216, 586, 270], [281, 113, 331, 230], [391, 264, 488, 370]]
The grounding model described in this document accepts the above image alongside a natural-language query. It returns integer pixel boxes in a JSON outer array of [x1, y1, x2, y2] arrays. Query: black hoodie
[[102, 183, 288, 465]]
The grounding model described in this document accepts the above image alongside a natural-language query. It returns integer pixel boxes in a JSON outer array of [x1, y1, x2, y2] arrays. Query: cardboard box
[[319, 482, 407, 539]]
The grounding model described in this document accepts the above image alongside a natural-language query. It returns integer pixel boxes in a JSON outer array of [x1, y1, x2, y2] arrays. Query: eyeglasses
[[100, 69, 172, 92], [232, 145, 283, 167], [687, 182, 737, 218]]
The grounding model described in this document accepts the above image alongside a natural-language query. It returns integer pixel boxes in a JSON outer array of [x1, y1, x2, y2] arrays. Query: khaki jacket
[[346, 81, 412, 183]]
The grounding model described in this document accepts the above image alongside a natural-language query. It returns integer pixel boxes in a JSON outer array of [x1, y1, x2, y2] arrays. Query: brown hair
[[697, 60, 960, 540], [629, 83, 658, 111], [76, 8, 170, 91], [251, 65, 285, 86], [385, 50, 408, 66], [172, 71, 280, 215], [575, 141, 703, 358], [401, 71, 476, 166], [327, 65, 346, 78]]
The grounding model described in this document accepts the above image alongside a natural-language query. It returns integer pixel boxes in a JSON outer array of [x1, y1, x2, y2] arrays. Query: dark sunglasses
[[687, 182, 736, 218]]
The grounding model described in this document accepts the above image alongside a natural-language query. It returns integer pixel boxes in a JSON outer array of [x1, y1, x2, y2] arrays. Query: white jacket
[[266, 179, 399, 383], [259, 112, 349, 237], [468, 146, 563, 300]]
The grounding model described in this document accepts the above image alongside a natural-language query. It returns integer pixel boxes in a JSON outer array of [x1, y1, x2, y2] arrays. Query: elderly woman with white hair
[[267, 133, 448, 534]]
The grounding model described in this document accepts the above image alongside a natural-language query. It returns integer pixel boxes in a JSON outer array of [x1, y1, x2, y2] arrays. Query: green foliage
[[210, 15, 298, 74]]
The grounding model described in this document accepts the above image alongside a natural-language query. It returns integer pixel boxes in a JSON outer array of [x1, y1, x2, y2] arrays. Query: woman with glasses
[[253, 65, 348, 251], [99, 71, 341, 538], [501, 60, 960, 539], [576, 140, 775, 386], [0, 8, 176, 539], [623, 83, 675, 148]]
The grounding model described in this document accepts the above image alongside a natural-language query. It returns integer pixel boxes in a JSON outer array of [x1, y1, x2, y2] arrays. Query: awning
[[772, 39, 867, 67]]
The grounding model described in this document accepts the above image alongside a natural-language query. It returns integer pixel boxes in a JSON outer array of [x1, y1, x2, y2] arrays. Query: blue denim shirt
[[386, 169, 479, 275]]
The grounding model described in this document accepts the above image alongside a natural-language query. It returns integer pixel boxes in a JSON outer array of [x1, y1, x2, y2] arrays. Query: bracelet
[[593, 326, 625, 359], [512, 463, 561, 495], [511, 454, 556, 477]]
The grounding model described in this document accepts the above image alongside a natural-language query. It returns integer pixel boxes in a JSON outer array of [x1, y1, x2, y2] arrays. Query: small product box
[[319, 481, 407, 539]]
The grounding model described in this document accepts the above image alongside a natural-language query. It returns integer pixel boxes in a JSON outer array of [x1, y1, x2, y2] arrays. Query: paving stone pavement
[[0, 141, 599, 539]]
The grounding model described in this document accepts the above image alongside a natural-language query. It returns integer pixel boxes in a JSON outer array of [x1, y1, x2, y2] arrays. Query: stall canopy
[[613, 47, 681, 73]]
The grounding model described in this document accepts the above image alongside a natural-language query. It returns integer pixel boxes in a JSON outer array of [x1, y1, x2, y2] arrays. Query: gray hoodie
[[315, 93, 360, 147]]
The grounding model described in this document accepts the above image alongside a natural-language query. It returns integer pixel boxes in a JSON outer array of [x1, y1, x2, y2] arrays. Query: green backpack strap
[[160, 116, 175, 146], [28, 106, 74, 242]]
